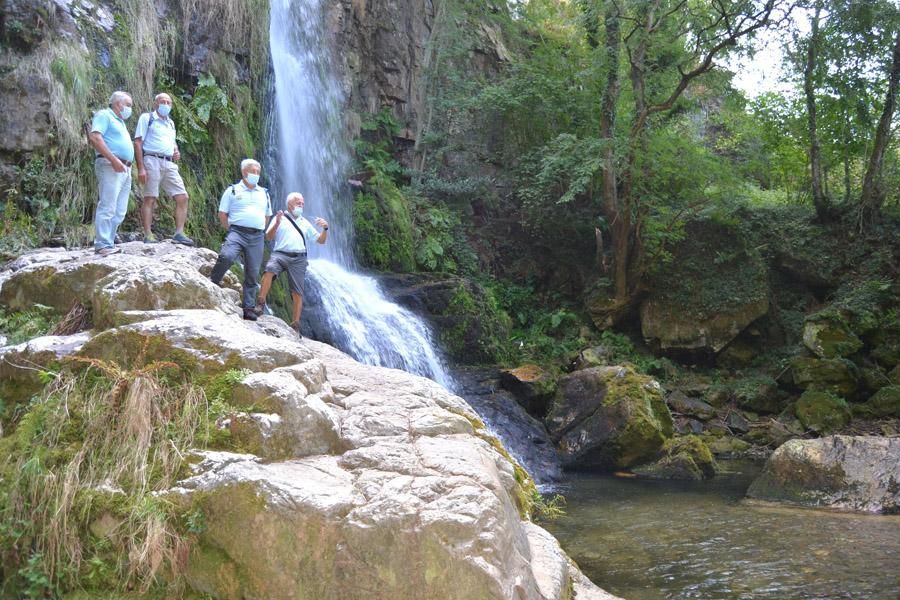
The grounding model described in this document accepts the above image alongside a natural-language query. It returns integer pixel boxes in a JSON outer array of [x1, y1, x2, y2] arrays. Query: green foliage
[[529, 489, 566, 521], [351, 166, 416, 272], [0, 342, 213, 596], [486, 279, 588, 366], [0, 304, 58, 345], [598, 330, 670, 376]]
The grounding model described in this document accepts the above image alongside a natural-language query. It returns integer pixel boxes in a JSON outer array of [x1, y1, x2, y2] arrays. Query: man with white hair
[[209, 159, 272, 321], [88, 90, 133, 256], [254, 192, 329, 337], [133, 92, 194, 245]]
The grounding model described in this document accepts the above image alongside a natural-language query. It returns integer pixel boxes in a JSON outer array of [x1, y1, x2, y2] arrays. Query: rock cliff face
[[0, 243, 618, 599]]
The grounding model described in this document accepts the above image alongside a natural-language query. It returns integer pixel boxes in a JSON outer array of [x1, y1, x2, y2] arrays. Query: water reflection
[[541, 461, 900, 599]]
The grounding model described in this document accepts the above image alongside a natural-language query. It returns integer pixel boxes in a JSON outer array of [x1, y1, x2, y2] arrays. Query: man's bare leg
[[142, 196, 158, 240]]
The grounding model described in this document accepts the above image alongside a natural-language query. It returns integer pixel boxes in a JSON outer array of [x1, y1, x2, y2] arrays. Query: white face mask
[[157, 104, 172, 117], [245, 173, 260, 186], [292, 206, 303, 218], [120, 106, 132, 120]]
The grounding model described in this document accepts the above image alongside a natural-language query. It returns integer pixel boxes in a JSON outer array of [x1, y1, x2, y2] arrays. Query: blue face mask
[[292, 206, 303, 218], [120, 106, 132, 120], [245, 173, 260, 186], [157, 104, 172, 117]]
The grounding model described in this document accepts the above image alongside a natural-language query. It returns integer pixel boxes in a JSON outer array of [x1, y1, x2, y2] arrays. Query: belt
[[279, 251, 307, 258], [144, 152, 174, 161], [96, 155, 132, 167], [231, 224, 263, 234]]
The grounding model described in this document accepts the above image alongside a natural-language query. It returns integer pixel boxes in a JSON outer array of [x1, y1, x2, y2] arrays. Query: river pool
[[540, 461, 900, 599]]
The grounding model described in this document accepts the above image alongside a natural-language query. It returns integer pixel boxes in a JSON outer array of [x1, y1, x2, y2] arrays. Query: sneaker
[[95, 246, 121, 256], [144, 232, 159, 244], [172, 232, 195, 246], [290, 321, 303, 339], [242, 309, 258, 321], [253, 301, 266, 316], [114, 234, 123, 244]]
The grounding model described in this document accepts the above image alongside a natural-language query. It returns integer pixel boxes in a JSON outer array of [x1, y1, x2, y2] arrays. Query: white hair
[[286, 192, 303, 204], [241, 158, 261, 173], [109, 91, 131, 106], [154, 92, 172, 103]]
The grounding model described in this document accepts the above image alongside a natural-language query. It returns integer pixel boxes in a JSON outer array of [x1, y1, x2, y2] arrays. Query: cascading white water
[[267, 0, 452, 388]]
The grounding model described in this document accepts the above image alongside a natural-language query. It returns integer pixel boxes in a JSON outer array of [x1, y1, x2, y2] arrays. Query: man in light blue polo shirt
[[88, 90, 134, 255], [253, 192, 329, 337], [209, 159, 272, 320]]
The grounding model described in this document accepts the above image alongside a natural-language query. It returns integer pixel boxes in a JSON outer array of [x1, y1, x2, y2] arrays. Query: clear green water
[[541, 461, 900, 599]]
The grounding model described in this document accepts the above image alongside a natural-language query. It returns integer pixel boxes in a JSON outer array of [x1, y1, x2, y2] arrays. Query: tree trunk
[[599, 2, 622, 298], [805, 2, 829, 220], [859, 29, 900, 229]]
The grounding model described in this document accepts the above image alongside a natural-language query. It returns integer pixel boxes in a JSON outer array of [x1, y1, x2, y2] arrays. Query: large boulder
[[639, 218, 769, 355], [794, 390, 851, 434], [545, 366, 674, 470], [747, 436, 900, 513], [802, 317, 863, 359], [0, 245, 616, 599], [791, 356, 859, 397], [0, 245, 240, 328]]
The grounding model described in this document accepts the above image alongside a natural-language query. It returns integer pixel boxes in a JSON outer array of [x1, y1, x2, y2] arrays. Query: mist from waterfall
[[267, 0, 452, 388]]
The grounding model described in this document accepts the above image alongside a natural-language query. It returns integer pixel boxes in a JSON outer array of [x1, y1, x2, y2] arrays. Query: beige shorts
[[142, 154, 187, 199]]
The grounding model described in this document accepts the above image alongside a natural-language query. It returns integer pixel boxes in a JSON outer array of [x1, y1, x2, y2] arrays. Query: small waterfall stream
[[266, 0, 451, 387], [265, 0, 561, 482]]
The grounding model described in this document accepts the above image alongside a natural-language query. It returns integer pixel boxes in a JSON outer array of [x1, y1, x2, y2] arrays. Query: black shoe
[[243, 309, 258, 321]]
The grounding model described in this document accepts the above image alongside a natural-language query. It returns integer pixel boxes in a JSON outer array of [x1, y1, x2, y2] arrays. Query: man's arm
[[218, 211, 230, 231], [88, 131, 127, 173], [314, 218, 329, 244], [134, 138, 146, 184], [266, 212, 283, 241]]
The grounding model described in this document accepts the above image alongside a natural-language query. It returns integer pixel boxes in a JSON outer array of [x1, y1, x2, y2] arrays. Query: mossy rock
[[705, 435, 752, 457], [639, 217, 770, 354], [545, 365, 674, 470], [795, 390, 851, 434], [351, 182, 415, 272], [731, 375, 781, 414], [633, 434, 718, 480], [856, 386, 900, 418], [791, 356, 859, 397], [802, 318, 864, 359]]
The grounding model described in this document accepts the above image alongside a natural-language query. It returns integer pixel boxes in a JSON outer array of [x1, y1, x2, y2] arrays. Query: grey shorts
[[265, 251, 308, 296]]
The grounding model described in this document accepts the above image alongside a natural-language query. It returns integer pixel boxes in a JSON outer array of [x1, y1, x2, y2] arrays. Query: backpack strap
[[139, 112, 156, 150], [283, 212, 307, 249]]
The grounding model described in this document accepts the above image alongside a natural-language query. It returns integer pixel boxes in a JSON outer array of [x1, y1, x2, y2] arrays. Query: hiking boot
[[242, 308, 258, 321], [95, 246, 121, 256], [290, 321, 303, 339], [144, 232, 159, 244], [253, 302, 266, 316], [172, 232, 195, 246]]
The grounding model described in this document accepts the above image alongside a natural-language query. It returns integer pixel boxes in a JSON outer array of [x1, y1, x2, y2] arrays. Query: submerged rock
[[632, 435, 718, 480], [747, 436, 900, 513], [545, 366, 674, 470]]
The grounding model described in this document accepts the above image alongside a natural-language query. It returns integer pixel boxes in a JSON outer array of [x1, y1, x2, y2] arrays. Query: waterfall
[[266, 0, 452, 388]]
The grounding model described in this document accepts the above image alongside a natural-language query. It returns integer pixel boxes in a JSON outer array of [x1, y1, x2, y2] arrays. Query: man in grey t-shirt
[[254, 192, 328, 337]]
